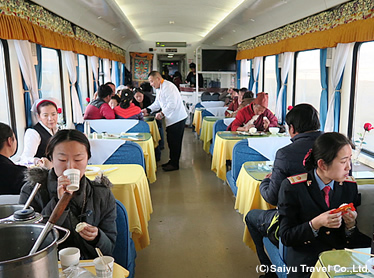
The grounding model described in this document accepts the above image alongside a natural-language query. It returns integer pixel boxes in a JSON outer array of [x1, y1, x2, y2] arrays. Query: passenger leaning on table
[[227, 92, 277, 132], [245, 104, 322, 278], [19, 129, 117, 259], [114, 89, 144, 120], [278, 132, 370, 278]]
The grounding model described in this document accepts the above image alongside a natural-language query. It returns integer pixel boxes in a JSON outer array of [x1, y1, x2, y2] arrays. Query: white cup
[[249, 127, 257, 134], [63, 169, 81, 192], [94, 256, 114, 278], [59, 247, 80, 270]]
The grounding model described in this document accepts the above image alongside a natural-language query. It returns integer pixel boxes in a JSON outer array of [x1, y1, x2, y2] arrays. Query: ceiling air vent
[[156, 42, 186, 47], [166, 48, 177, 53]]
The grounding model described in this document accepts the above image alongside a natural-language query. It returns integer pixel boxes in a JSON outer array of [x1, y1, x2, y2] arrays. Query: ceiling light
[[169, 21, 175, 24], [232, 30, 236, 32], [112, 28, 116, 31], [97, 16, 102, 19], [250, 18, 255, 22]]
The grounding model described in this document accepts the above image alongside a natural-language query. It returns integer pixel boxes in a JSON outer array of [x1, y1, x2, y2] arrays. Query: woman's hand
[[79, 224, 99, 241], [57, 175, 73, 199], [311, 210, 342, 230], [36, 157, 53, 169], [141, 108, 149, 116], [342, 210, 357, 229], [263, 117, 270, 130]]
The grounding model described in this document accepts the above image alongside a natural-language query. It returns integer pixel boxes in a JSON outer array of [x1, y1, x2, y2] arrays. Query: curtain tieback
[[335, 89, 341, 92]]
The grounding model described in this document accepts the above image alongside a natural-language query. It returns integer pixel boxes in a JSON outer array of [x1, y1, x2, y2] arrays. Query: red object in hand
[[364, 122, 373, 131], [330, 203, 356, 214]]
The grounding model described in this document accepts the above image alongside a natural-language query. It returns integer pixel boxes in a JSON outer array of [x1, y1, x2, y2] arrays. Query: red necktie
[[323, 186, 331, 207]]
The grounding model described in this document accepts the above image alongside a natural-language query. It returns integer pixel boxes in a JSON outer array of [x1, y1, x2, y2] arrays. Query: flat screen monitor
[[202, 50, 237, 72]]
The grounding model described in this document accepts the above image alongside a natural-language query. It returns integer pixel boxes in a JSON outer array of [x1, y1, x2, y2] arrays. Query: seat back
[[127, 121, 150, 133], [232, 139, 269, 183], [103, 141, 146, 170], [211, 92, 220, 101], [357, 184, 374, 237], [263, 237, 287, 278], [201, 109, 214, 118], [209, 119, 228, 155], [0, 195, 19, 205], [201, 92, 211, 101], [113, 200, 136, 278]]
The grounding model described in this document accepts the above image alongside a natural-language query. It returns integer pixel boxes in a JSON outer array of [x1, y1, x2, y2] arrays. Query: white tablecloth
[[200, 101, 225, 108], [87, 119, 138, 133], [88, 139, 126, 164], [206, 107, 228, 117], [223, 118, 235, 125], [247, 136, 291, 161]]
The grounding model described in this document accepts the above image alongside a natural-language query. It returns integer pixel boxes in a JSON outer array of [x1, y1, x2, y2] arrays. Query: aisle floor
[[135, 128, 260, 277]]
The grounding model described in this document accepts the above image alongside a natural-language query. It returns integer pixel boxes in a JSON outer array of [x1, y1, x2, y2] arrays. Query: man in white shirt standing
[[142, 71, 187, 171]]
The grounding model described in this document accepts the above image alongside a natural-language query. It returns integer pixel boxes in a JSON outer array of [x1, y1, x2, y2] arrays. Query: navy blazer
[[0, 154, 27, 195]]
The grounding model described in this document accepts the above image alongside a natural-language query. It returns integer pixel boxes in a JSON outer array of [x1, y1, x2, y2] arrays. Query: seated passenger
[[173, 71, 183, 91], [225, 88, 239, 110], [114, 89, 144, 120], [84, 85, 115, 120], [226, 89, 254, 117], [109, 94, 120, 109], [227, 92, 277, 131], [133, 88, 152, 109], [245, 104, 322, 277], [0, 123, 27, 194], [278, 132, 370, 277], [20, 98, 60, 167], [19, 129, 117, 259]]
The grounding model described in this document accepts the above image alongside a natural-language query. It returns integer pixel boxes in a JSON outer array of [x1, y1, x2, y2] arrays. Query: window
[[41, 48, 62, 102], [99, 58, 104, 85], [352, 42, 374, 154], [78, 54, 89, 103], [294, 50, 321, 111], [263, 55, 277, 113], [240, 59, 250, 89], [0, 41, 11, 125]]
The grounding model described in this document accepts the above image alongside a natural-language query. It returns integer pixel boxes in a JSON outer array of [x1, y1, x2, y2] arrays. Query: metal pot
[[0, 223, 69, 278], [0, 204, 43, 224]]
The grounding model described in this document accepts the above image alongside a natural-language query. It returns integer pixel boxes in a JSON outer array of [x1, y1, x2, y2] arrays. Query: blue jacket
[[260, 131, 322, 206]]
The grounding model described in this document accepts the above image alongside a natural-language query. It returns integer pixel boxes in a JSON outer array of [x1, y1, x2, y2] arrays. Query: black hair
[[119, 89, 134, 109], [104, 82, 115, 87], [98, 84, 113, 99], [189, 63, 196, 69], [233, 88, 239, 93], [243, 91, 254, 99], [45, 129, 91, 161], [37, 100, 58, 115], [140, 82, 152, 92], [174, 71, 182, 79], [285, 103, 320, 134], [111, 94, 120, 103], [304, 132, 353, 171], [133, 88, 144, 95], [0, 122, 14, 150]]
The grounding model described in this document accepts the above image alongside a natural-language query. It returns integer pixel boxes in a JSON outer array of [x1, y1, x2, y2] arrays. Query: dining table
[[88, 164, 153, 250], [199, 116, 221, 153], [192, 108, 204, 135], [59, 260, 129, 277], [89, 133, 157, 183], [144, 116, 161, 148]]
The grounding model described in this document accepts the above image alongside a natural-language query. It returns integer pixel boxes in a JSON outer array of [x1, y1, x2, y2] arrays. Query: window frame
[[77, 53, 90, 105]]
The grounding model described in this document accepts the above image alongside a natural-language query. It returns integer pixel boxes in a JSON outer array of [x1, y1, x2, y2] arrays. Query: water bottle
[[84, 121, 90, 137]]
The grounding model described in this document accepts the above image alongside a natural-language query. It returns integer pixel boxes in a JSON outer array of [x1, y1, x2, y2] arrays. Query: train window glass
[[41, 48, 62, 102], [352, 42, 374, 153], [0, 42, 11, 124], [264, 55, 277, 113], [240, 59, 250, 89], [78, 54, 89, 102], [294, 50, 320, 111]]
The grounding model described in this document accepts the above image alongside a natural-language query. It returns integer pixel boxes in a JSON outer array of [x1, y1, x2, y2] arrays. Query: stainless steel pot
[[0, 223, 69, 278], [0, 204, 43, 224]]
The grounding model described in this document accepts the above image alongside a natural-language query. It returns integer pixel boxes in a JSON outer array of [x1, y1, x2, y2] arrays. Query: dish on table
[[85, 166, 101, 175], [366, 258, 374, 274], [237, 131, 266, 136], [103, 134, 120, 139]]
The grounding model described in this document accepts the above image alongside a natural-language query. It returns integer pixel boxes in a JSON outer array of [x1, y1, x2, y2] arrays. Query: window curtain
[[76, 56, 83, 111], [248, 59, 254, 92], [319, 49, 329, 130], [251, 57, 262, 95], [236, 60, 241, 88], [111, 60, 117, 87], [90, 56, 99, 92], [275, 52, 294, 124], [63, 51, 84, 124], [121, 63, 125, 85], [114, 61, 120, 87], [103, 58, 111, 84], [324, 43, 350, 132], [34, 44, 42, 99], [13, 40, 39, 127]]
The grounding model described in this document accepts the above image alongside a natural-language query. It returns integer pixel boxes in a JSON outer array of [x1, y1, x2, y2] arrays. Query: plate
[[366, 258, 374, 274], [85, 166, 101, 176], [103, 134, 120, 139], [237, 131, 266, 136]]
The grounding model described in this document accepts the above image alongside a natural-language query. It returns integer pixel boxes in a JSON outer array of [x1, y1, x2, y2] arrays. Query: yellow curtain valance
[[130, 52, 154, 60], [0, 3, 126, 63], [237, 0, 374, 60]]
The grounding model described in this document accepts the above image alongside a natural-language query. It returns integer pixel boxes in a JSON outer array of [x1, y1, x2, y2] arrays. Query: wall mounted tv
[[202, 49, 237, 72]]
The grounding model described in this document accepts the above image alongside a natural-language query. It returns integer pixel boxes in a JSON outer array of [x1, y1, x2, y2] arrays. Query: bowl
[[269, 127, 280, 134], [249, 127, 257, 134]]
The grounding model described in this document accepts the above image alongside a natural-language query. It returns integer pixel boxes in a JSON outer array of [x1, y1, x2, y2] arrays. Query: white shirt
[[19, 122, 58, 165], [147, 80, 188, 126]]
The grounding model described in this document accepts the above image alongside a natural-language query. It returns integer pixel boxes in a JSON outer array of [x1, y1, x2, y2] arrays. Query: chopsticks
[[344, 248, 374, 257], [95, 248, 112, 273]]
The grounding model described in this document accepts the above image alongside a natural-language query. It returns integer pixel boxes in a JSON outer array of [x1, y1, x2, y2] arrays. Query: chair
[[0, 195, 20, 205], [356, 184, 374, 238], [201, 109, 214, 118], [263, 237, 288, 278], [103, 141, 146, 171], [201, 92, 211, 101], [195, 102, 204, 108], [127, 120, 150, 133], [226, 139, 268, 196], [209, 119, 229, 155], [211, 92, 220, 101], [113, 200, 136, 278]]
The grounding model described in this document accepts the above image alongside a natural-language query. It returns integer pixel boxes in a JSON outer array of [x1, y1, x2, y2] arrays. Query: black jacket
[[260, 131, 322, 206], [278, 171, 370, 277], [0, 154, 27, 195], [19, 168, 117, 259]]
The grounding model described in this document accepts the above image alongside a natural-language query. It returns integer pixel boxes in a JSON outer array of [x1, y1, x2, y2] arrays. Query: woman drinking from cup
[[19, 129, 117, 259], [278, 132, 370, 277]]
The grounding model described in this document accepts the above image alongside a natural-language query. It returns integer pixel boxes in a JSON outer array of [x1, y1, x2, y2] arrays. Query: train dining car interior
[[1, 0, 374, 277]]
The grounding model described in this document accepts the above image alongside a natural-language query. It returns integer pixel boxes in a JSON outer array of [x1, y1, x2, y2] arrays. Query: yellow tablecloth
[[146, 119, 161, 148], [136, 137, 157, 183], [234, 162, 275, 251], [200, 117, 218, 153], [211, 132, 243, 180], [60, 260, 129, 277], [90, 164, 153, 250], [192, 109, 203, 135]]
